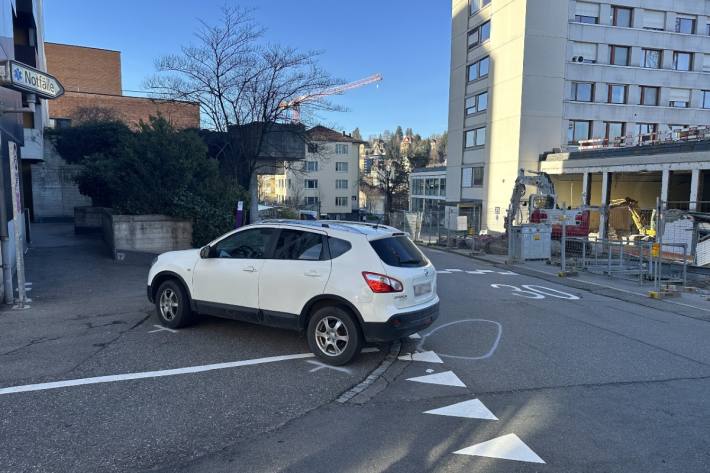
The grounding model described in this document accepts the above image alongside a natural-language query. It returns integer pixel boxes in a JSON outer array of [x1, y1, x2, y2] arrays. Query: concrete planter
[[101, 209, 193, 261], [74, 206, 108, 234]]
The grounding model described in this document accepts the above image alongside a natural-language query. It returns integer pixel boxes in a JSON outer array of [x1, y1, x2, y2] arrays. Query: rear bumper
[[362, 301, 439, 343]]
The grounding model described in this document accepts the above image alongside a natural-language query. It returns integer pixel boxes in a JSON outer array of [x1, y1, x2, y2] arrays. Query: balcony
[[21, 128, 43, 161]]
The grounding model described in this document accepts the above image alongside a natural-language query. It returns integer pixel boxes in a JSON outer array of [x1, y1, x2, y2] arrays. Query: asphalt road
[[4, 230, 710, 472], [168, 247, 710, 473]]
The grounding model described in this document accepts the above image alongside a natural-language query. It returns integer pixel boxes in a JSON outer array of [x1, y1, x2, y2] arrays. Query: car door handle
[[242, 266, 257, 273], [304, 270, 321, 277]]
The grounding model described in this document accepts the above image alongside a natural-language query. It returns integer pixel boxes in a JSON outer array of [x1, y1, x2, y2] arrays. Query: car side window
[[273, 230, 325, 261], [327, 237, 352, 259], [212, 228, 274, 259]]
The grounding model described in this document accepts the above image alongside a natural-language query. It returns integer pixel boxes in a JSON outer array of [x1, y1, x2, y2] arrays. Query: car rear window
[[370, 236, 427, 267]]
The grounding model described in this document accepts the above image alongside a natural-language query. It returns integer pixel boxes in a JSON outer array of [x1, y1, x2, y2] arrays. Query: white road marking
[[466, 270, 495, 275], [497, 271, 519, 275], [454, 433, 545, 464], [437, 271, 452, 275], [361, 347, 380, 353], [148, 325, 178, 334], [424, 398, 498, 420], [398, 351, 444, 363], [409, 333, 422, 340], [407, 370, 466, 388], [306, 360, 352, 374], [0, 352, 315, 396], [426, 369, 434, 373], [445, 269, 463, 272], [418, 319, 502, 361]]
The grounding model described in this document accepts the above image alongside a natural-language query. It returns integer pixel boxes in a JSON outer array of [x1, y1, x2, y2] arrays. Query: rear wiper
[[398, 259, 421, 265]]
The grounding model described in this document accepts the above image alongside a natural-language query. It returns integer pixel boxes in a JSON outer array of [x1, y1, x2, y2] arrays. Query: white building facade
[[448, 0, 710, 232]]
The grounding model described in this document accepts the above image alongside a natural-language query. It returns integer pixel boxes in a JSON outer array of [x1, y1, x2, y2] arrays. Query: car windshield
[[370, 236, 427, 267]]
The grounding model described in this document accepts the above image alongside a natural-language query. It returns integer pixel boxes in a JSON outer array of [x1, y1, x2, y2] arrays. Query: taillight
[[362, 272, 403, 293]]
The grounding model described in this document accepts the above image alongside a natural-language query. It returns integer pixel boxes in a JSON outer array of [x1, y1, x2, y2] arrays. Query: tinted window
[[327, 237, 352, 259], [212, 228, 274, 259], [370, 236, 427, 267], [273, 230, 324, 261]]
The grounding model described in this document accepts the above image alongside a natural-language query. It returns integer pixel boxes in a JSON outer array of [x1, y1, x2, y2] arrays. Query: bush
[[52, 116, 247, 246]]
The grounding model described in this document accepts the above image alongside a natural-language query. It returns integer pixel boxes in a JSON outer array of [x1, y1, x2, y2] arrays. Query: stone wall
[[101, 210, 193, 257], [31, 138, 91, 221]]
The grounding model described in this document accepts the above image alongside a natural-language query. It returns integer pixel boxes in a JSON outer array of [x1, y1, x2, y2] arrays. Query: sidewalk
[[427, 244, 710, 321], [0, 223, 152, 384]]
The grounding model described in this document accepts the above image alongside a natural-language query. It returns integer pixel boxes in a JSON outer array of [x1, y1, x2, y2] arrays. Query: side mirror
[[200, 246, 211, 259]]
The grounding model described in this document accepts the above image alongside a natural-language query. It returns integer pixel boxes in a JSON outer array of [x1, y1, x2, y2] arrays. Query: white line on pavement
[[148, 325, 178, 334], [0, 353, 315, 396], [306, 360, 352, 374]]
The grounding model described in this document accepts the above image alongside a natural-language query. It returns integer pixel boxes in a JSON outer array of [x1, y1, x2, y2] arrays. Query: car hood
[[158, 248, 200, 265]]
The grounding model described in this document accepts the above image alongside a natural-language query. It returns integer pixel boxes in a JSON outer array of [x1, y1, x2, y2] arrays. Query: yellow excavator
[[608, 197, 656, 239]]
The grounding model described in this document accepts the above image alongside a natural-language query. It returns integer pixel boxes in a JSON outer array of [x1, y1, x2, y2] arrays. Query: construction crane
[[609, 197, 656, 239], [279, 73, 383, 123]]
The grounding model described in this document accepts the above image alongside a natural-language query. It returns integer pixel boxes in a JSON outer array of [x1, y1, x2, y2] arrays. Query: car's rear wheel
[[155, 279, 194, 329], [307, 306, 361, 366]]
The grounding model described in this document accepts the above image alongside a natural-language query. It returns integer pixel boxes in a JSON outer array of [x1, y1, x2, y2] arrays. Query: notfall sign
[[0, 60, 64, 99]]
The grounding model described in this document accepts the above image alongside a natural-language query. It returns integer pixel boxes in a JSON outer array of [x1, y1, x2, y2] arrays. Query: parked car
[[147, 220, 439, 365]]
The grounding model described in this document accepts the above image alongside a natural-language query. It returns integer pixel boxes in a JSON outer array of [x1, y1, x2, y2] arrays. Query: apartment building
[[409, 166, 447, 213], [447, 0, 710, 233], [261, 126, 363, 219]]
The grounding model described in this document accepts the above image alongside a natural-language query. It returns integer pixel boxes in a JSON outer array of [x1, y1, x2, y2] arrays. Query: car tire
[[307, 306, 362, 366], [155, 279, 194, 329]]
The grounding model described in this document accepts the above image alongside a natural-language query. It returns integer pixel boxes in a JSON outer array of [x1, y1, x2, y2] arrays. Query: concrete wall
[[31, 137, 91, 221], [102, 210, 192, 256]]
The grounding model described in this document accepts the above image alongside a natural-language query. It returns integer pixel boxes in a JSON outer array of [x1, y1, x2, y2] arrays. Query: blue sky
[[43, 1, 451, 138]]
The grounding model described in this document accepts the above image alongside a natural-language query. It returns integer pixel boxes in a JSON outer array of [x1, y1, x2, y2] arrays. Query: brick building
[[31, 43, 200, 222], [44, 43, 199, 129]]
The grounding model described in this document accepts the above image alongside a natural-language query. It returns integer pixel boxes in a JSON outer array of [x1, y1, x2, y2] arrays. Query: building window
[[464, 127, 486, 148], [635, 124, 657, 140], [335, 162, 348, 172], [572, 82, 593, 102], [470, 0, 491, 15], [567, 120, 592, 144], [440, 178, 446, 196], [335, 179, 348, 189], [412, 178, 424, 195], [642, 10, 665, 31], [673, 51, 693, 71], [605, 122, 625, 140], [707, 24, 710, 36], [575, 15, 598, 24], [425, 178, 439, 196], [465, 91, 488, 115], [335, 197, 348, 207], [669, 101, 688, 108], [610, 45, 630, 66], [305, 196, 319, 206], [467, 21, 491, 49], [467, 56, 490, 82], [703, 91, 710, 109], [335, 143, 349, 154], [305, 161, 318, 172], [462, 167, 484, 188], [307, 143, 319, 153], [642, 49, 662, 69], [608, 84, 627, 104], [612, 6, 632, 27], [640, 86, 659, 106], [54, 118, 72, 129], [675, 17, 695, 34], [304, 179, 318, 189]]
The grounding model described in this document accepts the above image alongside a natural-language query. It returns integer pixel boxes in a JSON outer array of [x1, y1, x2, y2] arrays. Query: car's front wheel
[[307, 306, 361, 366], [155, 279, 194, 329]]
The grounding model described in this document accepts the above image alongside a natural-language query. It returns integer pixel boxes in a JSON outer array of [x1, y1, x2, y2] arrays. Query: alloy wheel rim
[[159, 288, 179, 321], [315, 316, 349, 357]]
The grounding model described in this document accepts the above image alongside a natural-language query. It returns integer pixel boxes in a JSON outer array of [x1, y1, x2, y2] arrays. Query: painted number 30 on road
[[490, 284, 580, 300]]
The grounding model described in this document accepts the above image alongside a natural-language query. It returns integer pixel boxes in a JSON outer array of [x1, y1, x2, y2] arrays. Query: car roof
[[255, 219, 405, 240]]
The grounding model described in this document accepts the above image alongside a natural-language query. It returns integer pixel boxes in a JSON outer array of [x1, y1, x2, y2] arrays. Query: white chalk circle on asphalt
[[418, 319, 502, 361]]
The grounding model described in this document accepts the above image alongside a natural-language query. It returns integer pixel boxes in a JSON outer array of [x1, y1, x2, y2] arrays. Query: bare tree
[[361, 138, 410, 224], [146, 6, 341, 221]]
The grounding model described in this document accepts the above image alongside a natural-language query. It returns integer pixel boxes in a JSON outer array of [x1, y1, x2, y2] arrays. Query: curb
[[336, 340, 402, 404]]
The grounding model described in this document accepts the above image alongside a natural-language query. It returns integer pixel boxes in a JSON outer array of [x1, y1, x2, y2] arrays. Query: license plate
[[414, 282, 431, 296]]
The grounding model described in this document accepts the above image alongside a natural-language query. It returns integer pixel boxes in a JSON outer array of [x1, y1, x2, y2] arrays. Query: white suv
[[147, 220, 439, 365]]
